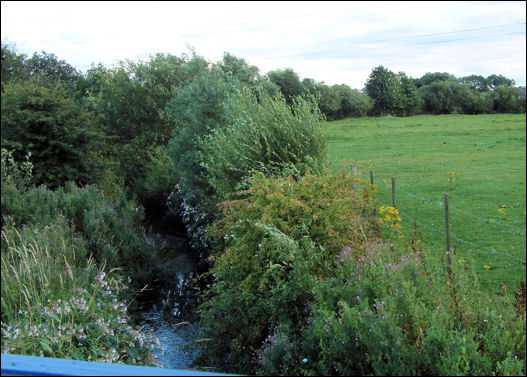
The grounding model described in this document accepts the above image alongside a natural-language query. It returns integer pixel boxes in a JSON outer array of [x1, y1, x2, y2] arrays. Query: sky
[[1, 1, 526, 89]]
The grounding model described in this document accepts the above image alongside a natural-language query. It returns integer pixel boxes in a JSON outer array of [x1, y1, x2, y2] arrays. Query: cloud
[[1, 1, 525, 87]]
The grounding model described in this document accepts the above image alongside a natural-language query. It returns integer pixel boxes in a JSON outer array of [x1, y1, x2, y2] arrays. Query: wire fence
[[353, 168, 526, 266]]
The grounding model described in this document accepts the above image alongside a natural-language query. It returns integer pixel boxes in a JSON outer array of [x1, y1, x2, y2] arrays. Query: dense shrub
[[165, 72, 327, 251], [285, 242, 526, 376], [1, 80, 99, 188], [194, 171, 377, 373], [1, 181, 157, 289], [193, 170, 525, 375]]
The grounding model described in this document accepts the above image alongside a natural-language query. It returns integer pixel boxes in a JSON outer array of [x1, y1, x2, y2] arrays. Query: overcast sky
[[1, 1, 526, 89]]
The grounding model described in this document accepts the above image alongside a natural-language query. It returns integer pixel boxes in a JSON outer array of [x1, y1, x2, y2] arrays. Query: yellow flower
[[483, 265, 491, 270], [498, 208, 506, 214], [458, 258, 466, 263]]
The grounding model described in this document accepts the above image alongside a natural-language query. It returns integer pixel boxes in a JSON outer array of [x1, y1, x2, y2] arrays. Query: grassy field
[[323, 113, 526, 294]]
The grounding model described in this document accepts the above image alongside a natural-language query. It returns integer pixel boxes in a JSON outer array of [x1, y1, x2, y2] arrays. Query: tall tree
[[487, 74, 515, 90], [414, 72, 457, 88], [397, 72, 422, 116], [365, 65, 402, 116], [1, 42, 29, 86], [1, 80, 98, 188], [459, 75, 490, 92], [267, 68, 305, 105]]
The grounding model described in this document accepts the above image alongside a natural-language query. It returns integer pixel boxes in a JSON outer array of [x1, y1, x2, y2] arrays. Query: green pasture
[[323, 113, 526, 294]]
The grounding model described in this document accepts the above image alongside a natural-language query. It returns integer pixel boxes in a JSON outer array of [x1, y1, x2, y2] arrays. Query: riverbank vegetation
[[1, 41, 525, 374]]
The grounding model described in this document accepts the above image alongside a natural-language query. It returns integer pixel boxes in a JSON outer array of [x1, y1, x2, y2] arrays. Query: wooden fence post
[[444, 193, 452, 265], [391, 177, 396, 208], [351, 166, 357, 191], [370, 171, 374, 185]]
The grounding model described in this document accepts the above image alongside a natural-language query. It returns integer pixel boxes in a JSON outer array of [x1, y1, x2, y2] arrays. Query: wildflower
[[483, 265, 491, 270]]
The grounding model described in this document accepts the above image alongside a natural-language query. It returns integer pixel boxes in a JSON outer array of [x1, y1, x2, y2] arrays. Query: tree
[[1, 80, 98, 188], [267, 68, 305, 105], [217, 53, 259, 87], [487, 74, 515, 90], [332, 84, 373, 119], [459, 75, 490, 92], [25, 51, 81, 92], [365, 65, 402, 116], [414, 72, 457, 88], [487, 86, 525, 113], [397, 72, 422, 116], [316, 83, 341, 120], [418, 80, 473, 114], [86, 52, 210, 206], [1, 42, 29, 86]]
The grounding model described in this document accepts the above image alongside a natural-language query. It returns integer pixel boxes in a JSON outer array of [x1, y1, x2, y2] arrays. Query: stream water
[[135, 217, 203, 369]]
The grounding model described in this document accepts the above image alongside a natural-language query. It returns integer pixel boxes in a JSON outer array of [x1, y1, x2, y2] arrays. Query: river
[[136, 218, 203, 369]]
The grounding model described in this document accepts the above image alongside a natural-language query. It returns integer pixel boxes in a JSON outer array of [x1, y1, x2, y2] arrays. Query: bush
[[194, 171, 377, 373], [1, 148, 33, 191], [277, 240, 526, 376], [1, 80, 99, 188], [1, 181, 157, 290], [194, 170, 525, 375], [165, 72, 327, 251]]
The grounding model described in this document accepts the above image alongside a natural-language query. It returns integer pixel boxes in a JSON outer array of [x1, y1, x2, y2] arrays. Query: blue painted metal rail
[[1, 354, 237, 376]]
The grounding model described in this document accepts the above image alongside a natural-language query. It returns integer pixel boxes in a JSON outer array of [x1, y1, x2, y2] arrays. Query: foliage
[[459, 75, 490, 92], [397, 72, 422, 116], [1, 42, 28, 86], [1, 80, 99, 188], [199, 89, 327, 206], [25, 51, 82, 92], [418, 80, 474, 114], [194, 171, 378, 373], [331, 84, 373, 119], [1, 148, 33, 191], [414, 72, 458, 88], [487, 85, 525, 114], [487, 74, 516, 90], [83, 51, 209, 203], [1, 220, 160, 365], [267, 68, 305, 105], [365, 65, 402, 116], [289, 241, 526, 376], [165, 71, 327, 251], [1, 181, 158, 290]]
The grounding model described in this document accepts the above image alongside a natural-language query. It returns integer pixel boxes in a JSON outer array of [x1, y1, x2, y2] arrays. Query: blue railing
[[1, 354, 237, 376]]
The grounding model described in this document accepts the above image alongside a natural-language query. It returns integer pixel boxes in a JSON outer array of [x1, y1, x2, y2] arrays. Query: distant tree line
[[265, 66, 525, 119]]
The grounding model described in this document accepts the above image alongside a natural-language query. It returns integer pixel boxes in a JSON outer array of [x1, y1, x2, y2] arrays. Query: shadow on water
[[134, 213, 206, 369]]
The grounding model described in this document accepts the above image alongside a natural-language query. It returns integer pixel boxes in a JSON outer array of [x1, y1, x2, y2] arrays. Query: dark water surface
[[137, 226, 202, 369]]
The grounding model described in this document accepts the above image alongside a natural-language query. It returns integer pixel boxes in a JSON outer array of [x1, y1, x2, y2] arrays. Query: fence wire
[[355, 170, 526, 265], [377, 198, 526, 266], [373, 178, 525, 233]]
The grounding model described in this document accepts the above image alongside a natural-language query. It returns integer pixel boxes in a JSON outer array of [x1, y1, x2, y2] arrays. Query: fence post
[[444, 193, 452, 265], [370, 171, 374, 185], [391, 177, 396, 208], [351, 166, 357, 191]]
